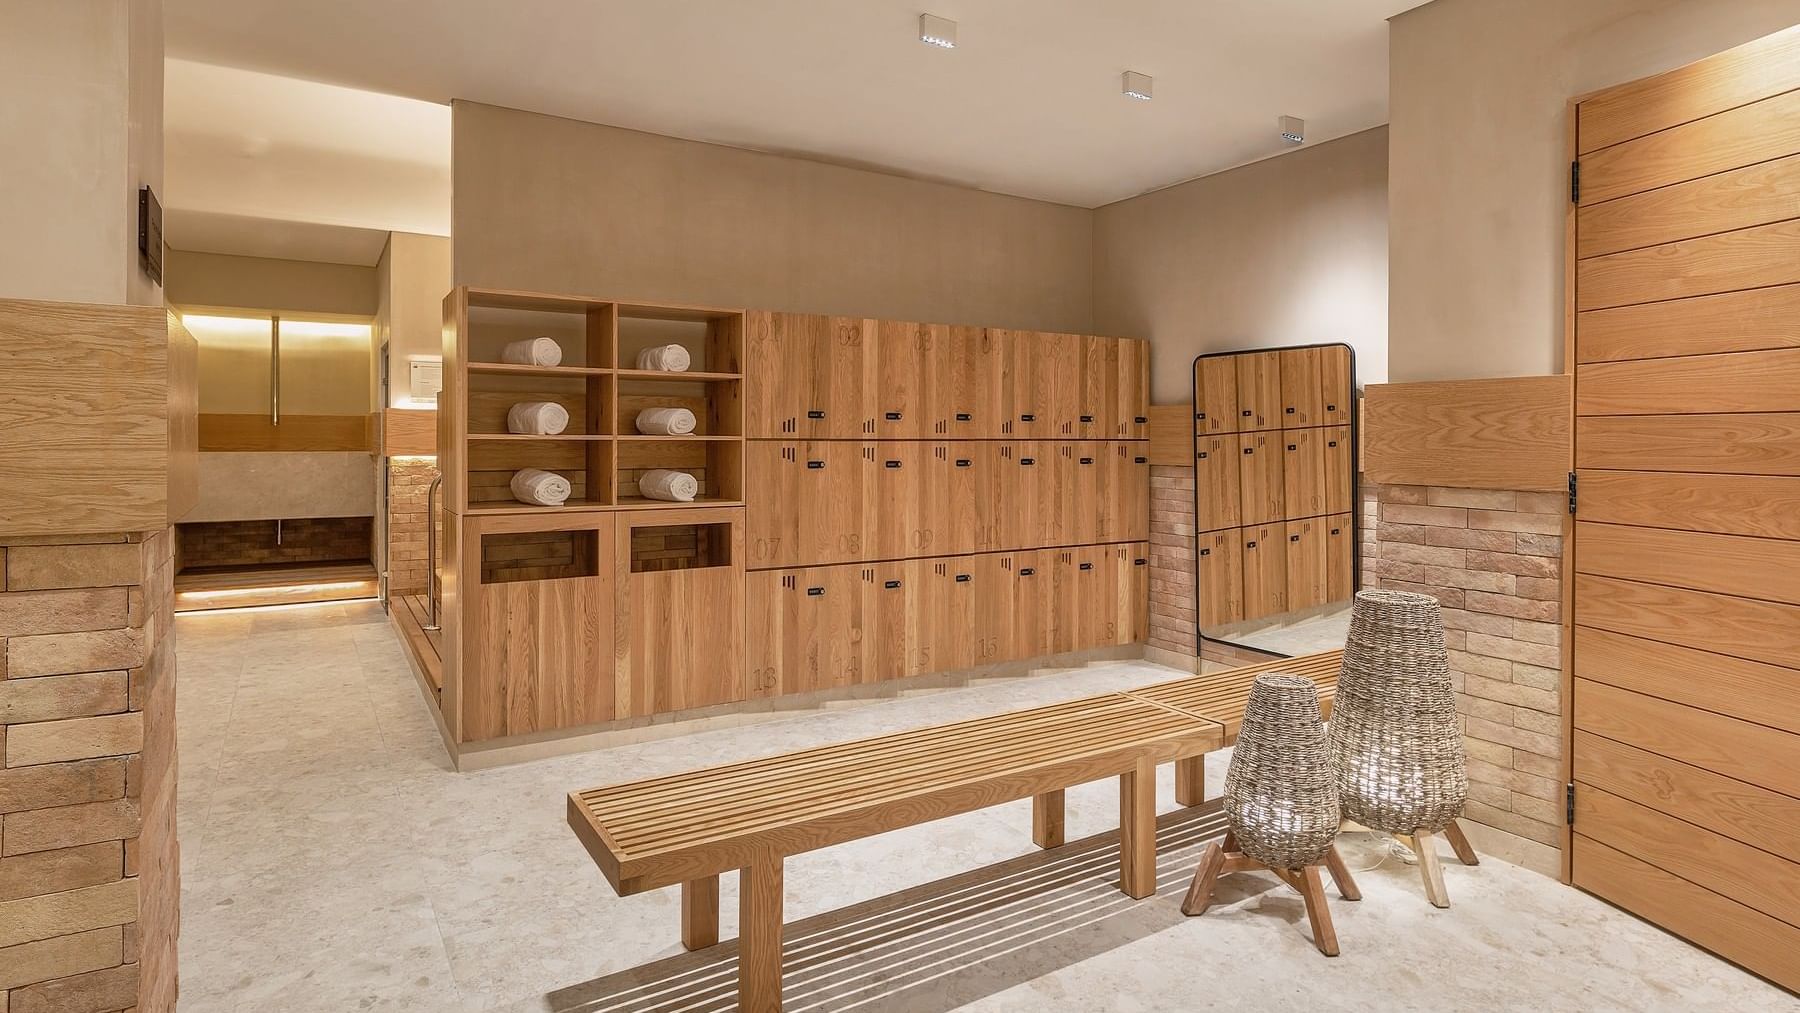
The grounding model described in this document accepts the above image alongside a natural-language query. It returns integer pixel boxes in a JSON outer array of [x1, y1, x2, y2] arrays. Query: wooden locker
[[1116, 338, 1150, 439], [973, 551, 1016, 663], [1323, 425, 1353, 516], [916, 442, 955, 558], [1194, 433, 1242, 532], [1068, 546, 1110, 649], [996, 330, 1078, 438], [1008, 550, 1052, 659], [1235, 351, 1283, 432], [868, 320, 937, 438], [862, 441, 922, 561], [1047, 549, 1080, 655], [792, 440, 865, 566], [1194, 355, 1240, 436], [1281, 428, 1328, 519], [910, 558, 969, 674], [817, 315, 873, 438], [1279, 347, 1325, 427], [1049, 332, 1085, 438], [744, 568, 785, 699], [1038, 443, 1076, 548], [743, 312, 870, 439], [745, 440, 801, 568], [1116, 543, 1150, 644], [945, 326, 1002, 438], [1197, 528, 1245, 628], [1073, 445, 1105, 545], [1285, 517, 1329, 612], [742, 310, 793, 438], [1319, 344, 1353, 426], [1241, 524, 1288, 621], [785, 564, 865, 694], [1238, 431, 1285, 526], [860, 562, 912, 683], [1078, 335, 1119, 440], [945, 445, 987, 554], [992, 442, 1033, 551], [1326, 512, 1356, 602], [1113, 442, 1151, 543]]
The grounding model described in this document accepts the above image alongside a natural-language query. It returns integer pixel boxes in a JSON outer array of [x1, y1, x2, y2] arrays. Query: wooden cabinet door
[[1073, 445, 1105, 544], [871, 320, 938, 438], [992, 442, 1034, 550], [794, 440, 865, 565], [1197, 528, 1245, 628], [1323, 425, 1353, 515], [1123, 543, 1151, 643], [1038, 443, 1076, 547], [1319, 344, 1353, 426], [1282, 428, 1327, 519], [1235, 351, 1283, 432], [1117, 338, 1150, 439], [1238, 431, 1285, 525], [465, 570, 614, 741], [1285, 517, 1329, 612], [783, 564, 863, 694], [1067, 546, 1109, 649], [863, 441, 921, 561], [744, 568, 785, 699], [973, 551, 1015, 664], [1326, 512, 1356, 601], [743, 310, 797, 438], [1195, 433, 1242, 532], [1049, 332, 1085, 438], [945, 326, 1001, 438], [1008, 550, 1051, 658], [618, 509, 746, 718], [860, 562, 912, 683], [1046, 549, 1079, 655], [745, 440, 800, 568], [909, 558, 969, 674], [816, 315, 873, 438], [945, 446, 986, 554], [1279, 347, 1325, 427], [1241, 524, 1288, 621], [1079, 335, 1119, 440], [1109, 441, 1151, 543], [997, 330, 1079, 438], [1195, 355, 1240, 436], [915, 442, 954, 558]]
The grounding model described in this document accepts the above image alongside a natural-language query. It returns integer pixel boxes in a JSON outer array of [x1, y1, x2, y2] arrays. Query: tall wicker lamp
[[1181, 673, 1361, 956], [1328, 588, 1480, 908]]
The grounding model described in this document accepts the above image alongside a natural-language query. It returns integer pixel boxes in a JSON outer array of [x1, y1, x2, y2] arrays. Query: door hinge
[[1567, 471, 1578, 515], [1566, 781, 1576, 826], [1569, 160, 1580, 204]]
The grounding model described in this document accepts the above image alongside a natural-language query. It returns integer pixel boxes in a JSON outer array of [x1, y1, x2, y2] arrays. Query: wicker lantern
[[1328, 588, 1479, 907], [1182, 673, 1360, 956]]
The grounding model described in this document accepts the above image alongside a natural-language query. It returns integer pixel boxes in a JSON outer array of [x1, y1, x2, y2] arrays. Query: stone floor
[[173, 601, 1795, 1012]]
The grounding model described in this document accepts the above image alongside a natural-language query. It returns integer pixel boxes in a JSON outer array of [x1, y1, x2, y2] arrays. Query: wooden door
[[859, 562, 912, 683], [1197, 528, 1245, 628], [1194, 355, 1240, 437], [944, 326, 1001, 438], [870, 320, 936, 438], [916, 442, 954, 558], [618, 509, 746, 716], [1073, 446, 1105, 545], [1116, 441, 1151, 542], [945, 445, 987, 554], [1077, 335, 1116, 440], [1322, 425, 1353, 515], [1117, 338, 1150, 439], [744, 440, 800, 568], [1240, 524, 1287, 621], [912, 558, 974, 672], [1194, 434, 1242, 532], [1040, 443, 1077, 548], [974, 551, 1016, 663], [1007, 550, 1050, 658], [1068, 546, 1110, 649], [1046, 331, 1085, 438], [1325, 512, 1356, 601], [743, 312, 869, 438], [1570, 27, 1800, 991], [863, 441, 921, 561], [1279, 347, 1324, 427], [1284, 517, 1328, 612], [1319, 345, 1353, 425], [994, 442, 1035, 550], [786, 440, 863, 566], [1124, 543, 1150, 643], [1237, 430, 1285, 525], [779, 564, 864, 694], [1281, 428, 1327, 520], [1234, 351, 1282, 432]]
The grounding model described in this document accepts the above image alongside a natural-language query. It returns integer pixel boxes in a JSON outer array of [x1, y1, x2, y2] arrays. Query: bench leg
[[1032, 790, 1065, 849], [1175, 755, 1206, 807], [1119, 757, 1157, 899], [739, 855, 784, 1012], [681, 875, 719, 950]]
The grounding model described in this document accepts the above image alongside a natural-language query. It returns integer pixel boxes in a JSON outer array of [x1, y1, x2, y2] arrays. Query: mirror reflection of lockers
[[1191, 343, 1358, 658]]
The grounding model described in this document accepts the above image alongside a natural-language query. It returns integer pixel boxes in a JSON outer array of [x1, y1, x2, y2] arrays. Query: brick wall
[[176, 517, 373, 570], [1147, 466, 1197, 657], [1363, 483, 1565, 850], [0, 529, 178, 1011], [387, 457, 441, 596]]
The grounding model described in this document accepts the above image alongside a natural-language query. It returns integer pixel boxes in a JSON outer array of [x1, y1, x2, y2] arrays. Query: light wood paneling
[[1236, 431, 1284, 526], [617, 508, 745, 716], [1363, 376, 1571, 491], [1240, 524, 1286, 621], [382, 407, 437, 456], [1194, 433, 1241, 532], [166, 309, 200, 523], [1197, 528, 1244, 628], [1576, 25, 1800, 154], [1577, 413, 1800, 475], [1578, 218, 1800, 312], [1278, 347, 1324, 427], [943, 326, 1002, 439], [1577, 283, 1800, 364], [1147, 403, 1193, 466], [1578, 87, 1800, 206], [1575, 678, 1800, 799], [1322, 426, 1352, 515], [198, 412, 373, 452], [1318, 346, 1352, 426], [465, 568, 614, 742], [1284, 517, 1328, 612], [1280, 428, 1326, 520], [1233, 352, 1282, 432], [1579, 347, 1800, 416], [1578, 153, 1800, 259], [1576, 521, 1800, 606], [1194, 356, 1239, 436], [1576, 573, 1800, 671], [1574, 470, 1800, 540], [870, 320, 935, 438], [1325, 513, 1355, 602], [1574, 627, 1800, 735]]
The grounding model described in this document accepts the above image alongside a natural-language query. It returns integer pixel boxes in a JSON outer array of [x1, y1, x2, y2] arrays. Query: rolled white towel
[[500, 336, 563, 367], [510, 468, 572, 506], [506, 400, 570, 436], [638, 469, 699, 503], [635, 343, 692, 372], [635, 407, 697, 436]]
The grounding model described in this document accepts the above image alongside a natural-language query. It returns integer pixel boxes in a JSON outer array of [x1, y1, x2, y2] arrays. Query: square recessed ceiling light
[[1123, 71, 1153, 101], [920, 14, 957, 49]]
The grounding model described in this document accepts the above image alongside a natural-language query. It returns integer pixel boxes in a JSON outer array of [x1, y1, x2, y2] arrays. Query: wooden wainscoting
[[382, 407, 438, 456], [1363, 376, 1571, 492]]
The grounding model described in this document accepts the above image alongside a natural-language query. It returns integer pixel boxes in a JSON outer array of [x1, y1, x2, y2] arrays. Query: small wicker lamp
[[1328, 588, 1479, 908], [1181, 673, 1360, 956]]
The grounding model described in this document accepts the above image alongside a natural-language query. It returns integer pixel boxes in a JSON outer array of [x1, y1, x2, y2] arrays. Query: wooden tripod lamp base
[[1393, 818, 1480, 908], [1180, 833, 1362, 957]]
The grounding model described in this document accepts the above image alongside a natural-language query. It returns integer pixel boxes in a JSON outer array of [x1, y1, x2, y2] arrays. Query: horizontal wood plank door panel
[[1571, 25, 1800, 986]]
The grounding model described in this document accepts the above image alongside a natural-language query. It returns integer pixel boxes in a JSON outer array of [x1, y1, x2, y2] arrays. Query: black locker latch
[[884, 580, 902, 589], [806, 587, 826, 596], [955, 459, 971, 467], [807, 410, 826, 419], [955, 412, 972, 421], [885, 460, 901, 468], [955, 573, 971, 582], [806, 460, 825, 469], [885, 411, 902, 420], [1079, 562, 1094, 571]]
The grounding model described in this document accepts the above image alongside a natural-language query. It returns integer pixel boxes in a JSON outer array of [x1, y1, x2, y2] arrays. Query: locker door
[[1117, 544, 1150, 644], [1319, 345, 1353, 426], [860, 562, 911, 683], [814, 316, 872, 438], [797, 441, 864, 565], [1194, 433, 1242, 532], [1282, 428, 1327, 520], [1326, 513, 1356, 601], [1241, 525, 1288, 621], [1194, 355, 1240, 437], [1128, 446, 1151, 542], [744, 568, 787, 699], [1009, 550, 1051, 658], [974, 551, 1015, 663], [743, 311, 796, 438], [751, 313, 851, 439], [908, 559, 960, 675], [945, 446, 984, 555], [871, 320, 937, 438], [993, 443, 1033, 550], [1046, 549, 1079, 655], [916, 443, 954, 558], [1279, 347, 1325, 427], [945, 326, 1001, 438], [1238, 431, 1285, 525], [1197, 529, 1245, 628], [1235, 351, 1282, 432], [991, 328, 1028, 437], [1041, 443, 1077, 547], [1078, 335, 1118, 440], [862, 442, 920, 561], [1118, 339, 1150, 439], [1323, 425, 1353, 515], [1285, 518, 1329, 612], [1069, 546, 1108, 649], [787, 564, 863, 693], [1074, 446, 1105, 545], [1049, 332, 1084, 438], [745, 441, 801, 568]]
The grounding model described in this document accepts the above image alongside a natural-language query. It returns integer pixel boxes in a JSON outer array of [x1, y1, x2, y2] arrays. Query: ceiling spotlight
[[1123, 71, 1153, 101], [1280, 115, 1305, 144], [919, 13, 957, 49]]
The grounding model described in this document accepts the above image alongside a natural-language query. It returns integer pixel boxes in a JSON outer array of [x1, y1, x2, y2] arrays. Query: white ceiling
[[165, 0, 1423, 211], [164, 210, 392, 266]]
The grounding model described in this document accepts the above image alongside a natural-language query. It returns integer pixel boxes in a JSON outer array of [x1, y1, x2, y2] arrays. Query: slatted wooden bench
[[567, 650, 1343, 1010]]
